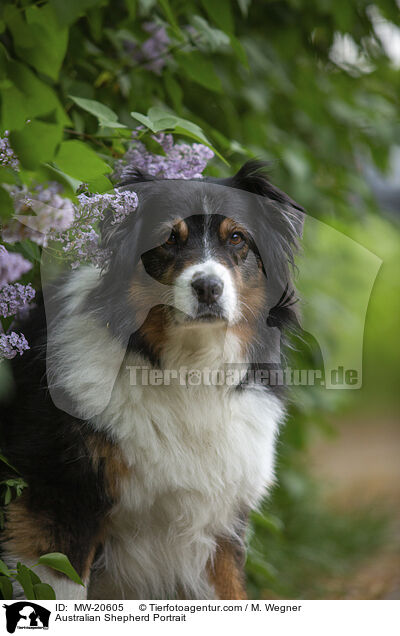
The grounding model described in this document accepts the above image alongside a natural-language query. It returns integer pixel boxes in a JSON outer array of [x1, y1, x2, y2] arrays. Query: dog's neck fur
[[161, 321, 245, 370]]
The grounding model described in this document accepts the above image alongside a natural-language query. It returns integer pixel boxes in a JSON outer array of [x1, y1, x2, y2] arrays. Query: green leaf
[[0, 576, 13, 600], [3, 7, 34, 49], [130, 112, 159, 133], [55, 141, 111, 181], [0, 559, 11, 577], [251, 511, 284, 535], [1, 60, 70, 131], [1, 478, 27, 501], [163, 72, 183, 112], [20, 240, 42, 263], [86, 175, 114, 194], [0, 166, 20, 186], [189, 15, 230, 51], [176, 51, 222, 93], [146, 107, 179, 131], [158, 0, 184, 41], [44, 164, 83, 193], [10, 121, 63, 170], [27, 569, 42, 586], [4, 5, 68, 81], [0, 85, 28, 131], [16, 564, 35, 600], [69, 96, 127, 129], [246, 554, 277, 581], [50, 0, 105, 27], [130, 109, 228, 164], [33, 583, 56, 600], [0, 186, 14, 221], [201, 0, 234, 34], [37, 553, 84, 586], [15, 480, 27, 497], [173, 120, 209, 145], [229, 34, 248, 67], [141, 135, 167, 156]]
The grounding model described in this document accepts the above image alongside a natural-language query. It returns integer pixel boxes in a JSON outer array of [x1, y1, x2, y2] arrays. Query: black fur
[[0, 300, 114, 576]]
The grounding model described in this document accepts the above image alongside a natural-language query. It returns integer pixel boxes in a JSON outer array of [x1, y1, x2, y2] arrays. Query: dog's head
[[89, 161, 305, 363]]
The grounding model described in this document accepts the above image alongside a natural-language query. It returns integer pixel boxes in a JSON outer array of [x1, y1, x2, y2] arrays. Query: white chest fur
[[89, 349, 283, 599]]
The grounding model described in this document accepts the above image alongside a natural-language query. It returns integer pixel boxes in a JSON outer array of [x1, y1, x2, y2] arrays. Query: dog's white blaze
[[173, 258, 239, 323], [48, 265, 285, 599]]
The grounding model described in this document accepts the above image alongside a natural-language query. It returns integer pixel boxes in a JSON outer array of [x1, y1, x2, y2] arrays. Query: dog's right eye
[[165, 230, 178, 246]]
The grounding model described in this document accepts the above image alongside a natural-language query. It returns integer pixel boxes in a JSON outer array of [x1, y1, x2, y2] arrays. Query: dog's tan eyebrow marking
[[174, 218, 188, 242], [218, 217, 247, 241], [156, 218, 189, 242]]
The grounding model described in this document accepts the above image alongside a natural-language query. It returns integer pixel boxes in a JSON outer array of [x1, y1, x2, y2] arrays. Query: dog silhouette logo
[[3, 602, 50, 633]]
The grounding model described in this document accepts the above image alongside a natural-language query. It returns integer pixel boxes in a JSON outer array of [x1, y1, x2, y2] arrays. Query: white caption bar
[[1, 600, 398, 635]]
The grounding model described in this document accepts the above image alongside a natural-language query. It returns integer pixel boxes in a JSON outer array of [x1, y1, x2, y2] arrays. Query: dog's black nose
[[191, 276, 224, 305]]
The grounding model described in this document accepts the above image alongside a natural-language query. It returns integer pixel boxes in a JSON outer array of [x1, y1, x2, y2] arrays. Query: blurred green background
[[1, 0, 399, 599]]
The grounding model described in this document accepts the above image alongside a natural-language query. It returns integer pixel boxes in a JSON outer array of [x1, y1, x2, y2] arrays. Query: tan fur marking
[[85, 434, 130, 501], [232, 266, 266, 354], [139, 305, 169, 358], [218, 217, 246, 242], [208, 538, 247, 600], [174, 219, 188, 242], [3, 497, 56, 562], [128, 261, 177, 359], [3, 496, 101, 580]]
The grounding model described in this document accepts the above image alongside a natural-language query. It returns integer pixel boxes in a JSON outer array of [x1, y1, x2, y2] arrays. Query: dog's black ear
[[117, 166, 156, 187], [218, 161, 305, 334], [229, 160, 305, 238]]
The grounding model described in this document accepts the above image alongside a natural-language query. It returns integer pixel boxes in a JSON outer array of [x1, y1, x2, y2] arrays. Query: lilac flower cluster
[[125, 22, 170, 74], [57, 189, 138, 269], [115, 132, 214, 181], [0, 247, 34, 361], [0, 246, 32, 287], [0, 331, 29, 359], [0, 283, 35, 318], [3, 183, 75, 247], [76, 190, 138, 226], [0, 131, 19, 170]]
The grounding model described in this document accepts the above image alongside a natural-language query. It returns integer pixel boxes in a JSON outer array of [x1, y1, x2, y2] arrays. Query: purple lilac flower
[[2, 183, 75, 247], [57, 189, 138, 268], [0, 131, 19, 170], [141, 22, 170, 73], [0, 283, 35, 318], [0, 246, 32, 287], [115, 132, 214, 181], [125, 22, 170, 74], [76, 190, 138, 226], [62, 228, 110, 270], [0, 331, 29, 359]]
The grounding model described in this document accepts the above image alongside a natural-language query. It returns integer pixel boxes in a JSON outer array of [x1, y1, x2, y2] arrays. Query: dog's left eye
[[229, 232, 244, 246], [165, 230, 178, 246]]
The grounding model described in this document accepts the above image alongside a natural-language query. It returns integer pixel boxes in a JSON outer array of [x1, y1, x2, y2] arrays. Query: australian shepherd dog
[[0, 161, 304, 600]]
